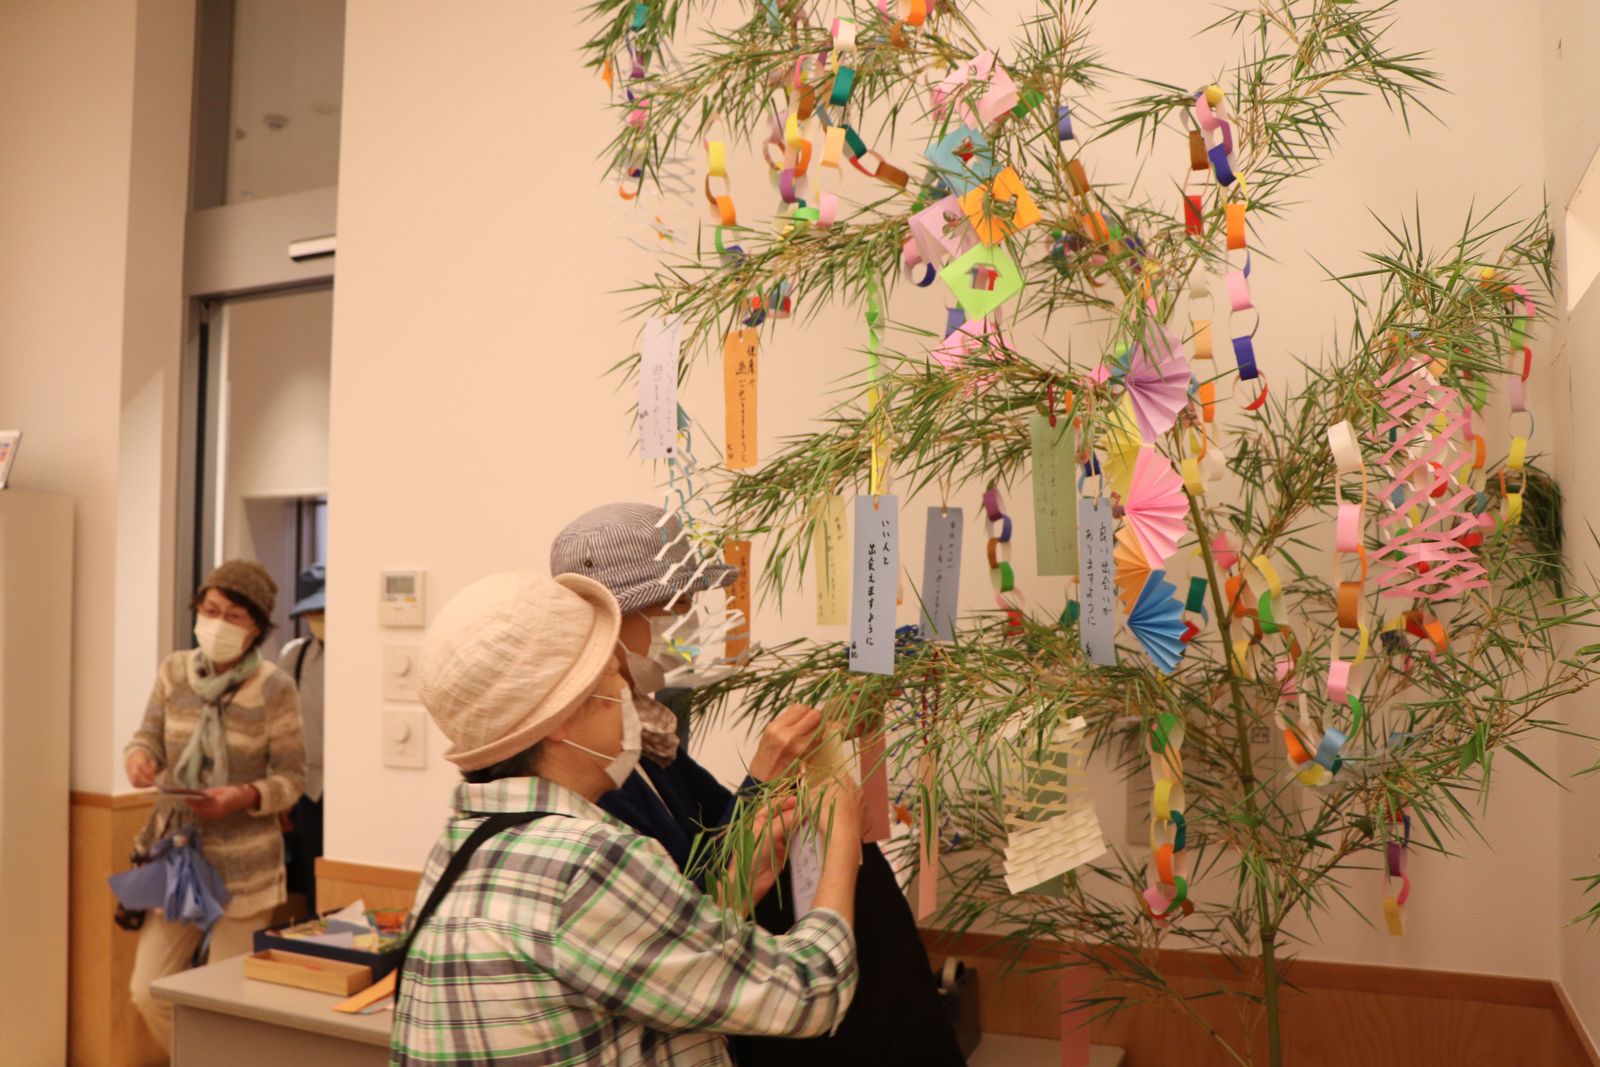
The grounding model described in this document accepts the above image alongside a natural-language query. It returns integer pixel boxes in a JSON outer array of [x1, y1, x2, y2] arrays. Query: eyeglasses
[[197, 600, 254, 628]]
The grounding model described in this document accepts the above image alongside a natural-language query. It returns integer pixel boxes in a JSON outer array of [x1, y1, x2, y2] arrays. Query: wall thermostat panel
[[380, 569, 425, 627]]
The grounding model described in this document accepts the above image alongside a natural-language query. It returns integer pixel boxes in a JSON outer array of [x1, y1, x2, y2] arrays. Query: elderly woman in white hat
[[391, 572, 862, 1067]]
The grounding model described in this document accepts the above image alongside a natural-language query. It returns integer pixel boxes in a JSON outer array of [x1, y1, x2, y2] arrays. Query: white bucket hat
[[418, 572, 621, 771]]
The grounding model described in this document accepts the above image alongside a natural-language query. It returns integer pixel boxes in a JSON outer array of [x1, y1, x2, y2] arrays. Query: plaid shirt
[[390, 777, 858, 1065]]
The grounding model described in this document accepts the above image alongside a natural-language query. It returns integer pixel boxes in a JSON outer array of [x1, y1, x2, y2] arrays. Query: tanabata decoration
[[1002, 715, 1108, 894], [1125, 313, 1191, 441], [586, 4, 1600, 1064], [1128, 570, 1188, 674], [1113, 524, 1151, 614], [1123, 447, 1189, 567]]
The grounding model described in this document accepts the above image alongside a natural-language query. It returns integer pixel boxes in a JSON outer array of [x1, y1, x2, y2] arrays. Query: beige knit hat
[[418, 572, 621, 770]]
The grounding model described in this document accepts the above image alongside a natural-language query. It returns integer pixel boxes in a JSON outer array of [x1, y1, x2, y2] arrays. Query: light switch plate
[[383, 707, 427, 769], [382, 644, 424, 703]]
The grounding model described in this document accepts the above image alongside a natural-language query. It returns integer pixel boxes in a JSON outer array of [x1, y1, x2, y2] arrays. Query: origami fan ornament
[[1124, 334, 1191, 442], [1128, 570, 1188, 673], [1002, 715, 1108, 894], [1099, 395, 1143, 499], [1114, 524, 1151, 613], [1123, 447, 1189, 565]]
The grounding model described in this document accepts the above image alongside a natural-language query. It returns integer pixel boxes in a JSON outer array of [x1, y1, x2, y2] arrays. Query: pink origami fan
[[1123, 447, 1189, 566], [1124, 335, 1190, 442]]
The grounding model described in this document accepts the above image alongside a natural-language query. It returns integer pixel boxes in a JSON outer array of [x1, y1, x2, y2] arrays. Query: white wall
[[0, 0, 193, 793], [1539, 0, 1600, 1039], [326, 0, 1573, 985]]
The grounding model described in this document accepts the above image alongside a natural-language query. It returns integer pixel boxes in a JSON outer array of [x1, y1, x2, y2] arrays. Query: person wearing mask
[[551, 504, 820, 891], [551, 503, 965, 1067], [392, 572, 861, 1066], [123, 560, 307, 1053], [279, 563, 326, 913]]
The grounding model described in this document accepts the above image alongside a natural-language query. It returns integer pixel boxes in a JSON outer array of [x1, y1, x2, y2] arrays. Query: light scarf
[[172, 649, 261, 789]]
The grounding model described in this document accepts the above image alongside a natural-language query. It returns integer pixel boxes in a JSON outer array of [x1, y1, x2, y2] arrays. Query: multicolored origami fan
[[1124, 334, 1191, 442], [1123, 447, 1189, 566], [1114, 524, 1151, 613], [1128, 569, 1188, 673]]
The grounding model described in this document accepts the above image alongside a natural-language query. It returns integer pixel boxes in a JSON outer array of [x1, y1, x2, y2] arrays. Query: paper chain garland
[[983, 484, 1025, 634], [1143, 712, 1194, 924]]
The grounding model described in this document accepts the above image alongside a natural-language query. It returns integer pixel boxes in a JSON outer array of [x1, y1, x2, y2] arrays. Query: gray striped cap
[[550, 502, 738, 616]]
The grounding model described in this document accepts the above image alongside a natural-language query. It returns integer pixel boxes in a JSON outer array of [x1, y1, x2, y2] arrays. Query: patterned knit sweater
[[126, 650, 307, 917]]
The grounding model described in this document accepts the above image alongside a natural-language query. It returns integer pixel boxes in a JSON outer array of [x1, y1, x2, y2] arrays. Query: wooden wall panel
[[69, 792, 165, 1067], [315, 857, 422, 913], [923, 930, 1593, 1067]]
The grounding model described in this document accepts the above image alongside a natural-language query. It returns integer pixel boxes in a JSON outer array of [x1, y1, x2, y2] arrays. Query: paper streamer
[[859, 729, 892, 843], [639, 316, 681, 459], [917, 746, 939, 919], [724, 540, 751, 660], [723, 329, 759, 469], [1031, 413, 1078, 576], [813, 495, 849, 625], [1077, 497, 1118, 666], [919, 506, 964, 641], [848, 494, 899, 675]]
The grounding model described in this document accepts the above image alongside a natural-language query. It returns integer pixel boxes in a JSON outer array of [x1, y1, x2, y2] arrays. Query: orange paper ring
[[1188, 130, 1207, 171], [1198, 380, 1216, 421], [1193, 319, 1214, 361], [790, 138, 814, 177], [986, 537, 1000, 569], [1155, 843, 1176, 885], [1082, 212, 1110, 243], [1067, 159, 1090, 196], [1225, 203, 1246, 250], [1284, 728, 1311, 766], [875, 160, 910, 190], [1473, 434, 1486, 471], [1337, 580, 1361, 630], [715, 195, 736, 226]]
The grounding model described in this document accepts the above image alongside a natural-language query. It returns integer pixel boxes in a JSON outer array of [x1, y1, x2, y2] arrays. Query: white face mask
[[563, 688, 642, 788], [194, 615, 252, 664]]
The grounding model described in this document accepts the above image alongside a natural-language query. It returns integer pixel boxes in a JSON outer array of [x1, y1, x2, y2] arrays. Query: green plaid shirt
[[390, 777, 857, 1065]]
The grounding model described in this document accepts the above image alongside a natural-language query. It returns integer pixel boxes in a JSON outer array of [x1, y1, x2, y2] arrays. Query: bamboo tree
[[583, 2, 1600, 1064]]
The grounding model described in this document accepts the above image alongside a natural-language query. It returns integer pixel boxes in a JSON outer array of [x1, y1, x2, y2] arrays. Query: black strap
[[397, 810, 561, 979], [293, 640, 311, 685]]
